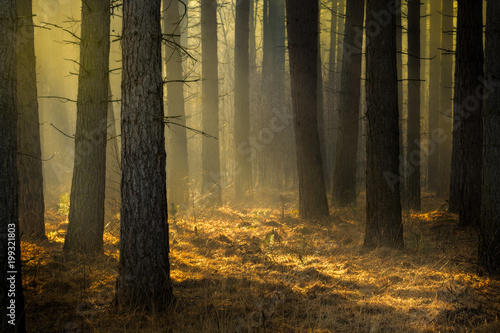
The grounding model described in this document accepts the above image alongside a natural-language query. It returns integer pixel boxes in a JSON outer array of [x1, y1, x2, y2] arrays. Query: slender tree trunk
[[480, 0, 500, 275], [201, 0, 222, 205], [396, 0, 405, 206], [427, 0, 442, 192], [438, 0, 454, 196], [449, 0, 483, 226], [164, 0, 190, 209], [260, 0, 287, 188], [405, 0, 421, 211], [0, 0, 26, 330], [317, 12, 327, 190], [364, 0, 403, 249], [285, 0, 329, 218], [327, 0, 338, 184], [105, 83, 121, 224], [64, 0, 110, 254], [117, 0, 173, 309], [16, 0, 46, 240], [234, 0, 253, 198], [332, 0, 365, 206]]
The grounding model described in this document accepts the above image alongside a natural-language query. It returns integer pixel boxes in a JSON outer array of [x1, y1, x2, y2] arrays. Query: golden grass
[[22, 190, 500, 332]]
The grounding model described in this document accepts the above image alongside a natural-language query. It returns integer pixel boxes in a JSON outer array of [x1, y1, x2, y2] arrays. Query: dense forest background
[[1, 0, 500, 332]]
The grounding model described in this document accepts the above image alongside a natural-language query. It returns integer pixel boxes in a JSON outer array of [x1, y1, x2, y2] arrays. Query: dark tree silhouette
[[332, 0, 365, 206], [438, 0, 454, 196], [0, 0, 26, 331], [234, 0, 253, 198], [405, 0, 421, 211], [64, 0, 110, 253], [427, 0, 442, 192], [285, 0, 329, 218], [364, 0, 403, 249], [201, 0, 222, 205], [116, 0, 173, 309], [16, 0, 46, 240], [326, 0, 338, 184], [480, 0, 500, 275], [164, 0, 190, 209], [449, 0, 483, 226]]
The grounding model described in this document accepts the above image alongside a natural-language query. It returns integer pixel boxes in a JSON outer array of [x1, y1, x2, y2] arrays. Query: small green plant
[[58, 193, 70, 217]]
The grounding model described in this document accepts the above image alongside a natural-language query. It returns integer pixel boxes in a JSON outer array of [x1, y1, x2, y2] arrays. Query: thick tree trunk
[[449, 0, 483, 226], [405, 0, 421, 211], [164, 0, 190, 209], [117, 0, 173, 309], [332, 0, 365, 206], [234, 0, 253, 198], [16, 0, 46, 240], [0, 1, 26, 331], [438, 0, 454, 196], [427, 0, 442, 192], [64, 0, 110, 254], [480, 0, 500, 275], [201, 0, 222, 205], [285, 0, 329, 218], [364, 0, 403, 249]]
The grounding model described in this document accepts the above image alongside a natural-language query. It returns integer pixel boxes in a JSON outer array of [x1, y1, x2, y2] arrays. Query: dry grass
[[22, 190, 500, 332]]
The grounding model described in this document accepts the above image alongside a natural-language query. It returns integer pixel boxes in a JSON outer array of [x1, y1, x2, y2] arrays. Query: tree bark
[[449, 0, 483, 226], [164, 0, 190, 209], [326, 0, 338, 184], [364, 0, 403, 249], [105, 83, 121, 224], [0, 0, 26, 330], [234, 0, 253, 198], [285, 0, 329, 218], [201, 0, 222, 205], [16, 0, 46, 240], [117, 0, 173, 309], [405, 0, 421, 211], [427, 0, 442, 192], [332, 0, 365, 206], [64, 0, 110, 254], [438, 0, 454, 196], [480, 0, 500, 275]]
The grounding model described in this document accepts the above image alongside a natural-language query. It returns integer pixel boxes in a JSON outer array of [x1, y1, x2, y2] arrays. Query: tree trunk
[[16, 0, 46, 240], [117, 0, 173, 309], [396, 0, 405, 206], [332, 0, 365, 206], [0, 0, 26, 330], [201, 0, 222, 205], [64, 0, 110, 254], [427, 0, 442, 192], [364, 0, 403, 249], [285, 0, 329, 218], [234, 0, 253, 198], [260, 0, 288, 188], [449, 0, 483, 226], [164, 0, 190, 209], [326, 0, 338, 184], [405, 0, 421, 211], [480, 0, 500, 275], [105, 83, 121, 224], [438, 0, 454, 196]]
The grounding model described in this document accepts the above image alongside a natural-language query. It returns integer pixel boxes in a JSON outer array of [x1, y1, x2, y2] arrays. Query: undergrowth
[[22, 190, 500, 332]]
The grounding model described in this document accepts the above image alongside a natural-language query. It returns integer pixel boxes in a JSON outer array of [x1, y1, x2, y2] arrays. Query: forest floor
[[22, 190, 500, 333]]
